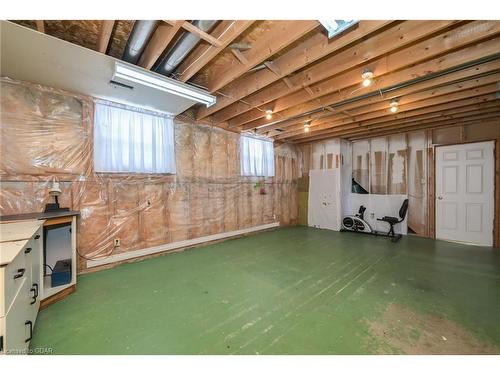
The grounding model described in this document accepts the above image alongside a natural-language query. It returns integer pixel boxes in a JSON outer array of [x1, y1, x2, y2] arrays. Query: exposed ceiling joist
[[273, 72, 500, 139], [290, 99, 500, 142], [242, 31, 500, 133], [199, 20, 321, 96], [345, 117, 500, 141], [296, 111, 500, 144], [213, 20, 458, 125], [34, 20, 45, 33], [289, 92, 500, 142], [256, 58, 500, 135], [96, 20, 115, 53], [138, 20, 184, 70], [175, 20, 255, 82], [197, 20, 392, 120], [230, 47, 248, 64], [234, 20, 499, 130], [173, 20, 224, 47]]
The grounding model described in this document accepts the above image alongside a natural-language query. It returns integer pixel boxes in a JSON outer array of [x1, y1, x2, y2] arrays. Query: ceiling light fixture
[[389, 99, 399, 113], [112, 61, 216, 107], [304, 121, 311, 132], [361, 69, 374, 87], [265, 110, 273, 120]]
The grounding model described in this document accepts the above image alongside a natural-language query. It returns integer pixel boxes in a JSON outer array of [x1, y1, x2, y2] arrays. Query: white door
[[436, 141, 494, 246]]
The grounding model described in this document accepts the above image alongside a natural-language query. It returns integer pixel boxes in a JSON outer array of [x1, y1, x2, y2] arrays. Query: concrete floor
[[30, 227, 500, 354]]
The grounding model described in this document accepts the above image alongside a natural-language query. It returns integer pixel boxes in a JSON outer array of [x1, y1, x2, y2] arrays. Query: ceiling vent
[[319, 20, 359, 39]]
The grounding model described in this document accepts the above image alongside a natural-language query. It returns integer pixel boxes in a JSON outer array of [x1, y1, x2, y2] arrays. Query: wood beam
[[274, 73, 500, 139], [178, 21, 223, 47], [196, 20, 392, 120], [138, 20, 184, 70], [257, 59, 500, 135], [235, 21, 500, 130], [339, 105, 500, 139], [289, 93, 500, 142], [243, 35, 500, 132], [97, 20, 115, 54], [230, 48, 248, 64], [289, 101, 500, 143], [296, 113, 500, 144], [175, 21, 255, 82], [344, 115, 500, 141], [211, 20, 459, 124], [199, 20, 321, 95], [35, 20, 45, 33]]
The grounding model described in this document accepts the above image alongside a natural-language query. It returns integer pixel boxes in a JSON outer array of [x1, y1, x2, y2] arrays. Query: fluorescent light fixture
[[112, 61, 216, 107], [319, 20, 359, 39]]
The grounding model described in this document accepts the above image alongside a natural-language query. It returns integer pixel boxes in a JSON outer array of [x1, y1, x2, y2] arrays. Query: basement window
[[240, 135, 275, 177], [93, 101, 176, 174]]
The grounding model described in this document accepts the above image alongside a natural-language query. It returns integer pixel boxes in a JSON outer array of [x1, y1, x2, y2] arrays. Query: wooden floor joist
[[222, 20, 463, 127], [11, 19, 500, 144], [237, 21, 500, 132], [138, 20, 184, 70], [175, 21, 255, 82], [275, 75, 500, 140], [196, 20, 393, 120], [259, 60, 500, 136], [96, 20, 115, 53]]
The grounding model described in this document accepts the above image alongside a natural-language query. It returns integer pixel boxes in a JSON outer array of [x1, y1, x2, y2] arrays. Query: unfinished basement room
[[1, 2, 500, 370]]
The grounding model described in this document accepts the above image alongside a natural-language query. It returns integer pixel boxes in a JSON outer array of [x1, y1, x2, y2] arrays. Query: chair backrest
[[399, 199, 409, 220], [357, 205, 366, 219]]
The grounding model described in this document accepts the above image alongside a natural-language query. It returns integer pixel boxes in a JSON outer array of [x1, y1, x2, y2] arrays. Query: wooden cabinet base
[[40, 285, 76, 310]]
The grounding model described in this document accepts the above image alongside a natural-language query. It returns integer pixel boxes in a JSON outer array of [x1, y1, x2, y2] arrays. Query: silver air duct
[[122, 20, 159, 64], [154, 20, 218, 77]]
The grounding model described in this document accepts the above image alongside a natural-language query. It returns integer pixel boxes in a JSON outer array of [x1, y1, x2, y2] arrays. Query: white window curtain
[[94, 101, 176, 174], [240, 135, 275, 177]]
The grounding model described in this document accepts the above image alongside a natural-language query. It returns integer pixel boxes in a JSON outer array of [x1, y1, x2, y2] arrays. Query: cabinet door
[[25, 234, 42, 320], [4, 279, 31, 354], [0, 250, 27, 317]]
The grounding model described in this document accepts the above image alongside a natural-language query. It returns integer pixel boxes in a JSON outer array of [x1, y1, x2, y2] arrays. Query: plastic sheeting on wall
[[0, 78, 300, 270]]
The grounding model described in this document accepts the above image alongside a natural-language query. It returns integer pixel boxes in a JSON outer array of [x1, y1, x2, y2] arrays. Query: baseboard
[[86, 222, 280, 268]]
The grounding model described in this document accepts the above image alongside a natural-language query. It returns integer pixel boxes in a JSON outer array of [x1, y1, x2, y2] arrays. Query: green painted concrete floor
[[31, 227, 500, 354]]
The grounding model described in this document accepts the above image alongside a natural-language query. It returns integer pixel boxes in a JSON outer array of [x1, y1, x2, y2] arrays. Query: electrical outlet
[[114, 238, 121, 247]]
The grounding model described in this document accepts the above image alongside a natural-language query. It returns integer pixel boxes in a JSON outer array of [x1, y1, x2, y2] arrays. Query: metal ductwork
[[154, 20, 218, 77], [122, 20, 159, 64]]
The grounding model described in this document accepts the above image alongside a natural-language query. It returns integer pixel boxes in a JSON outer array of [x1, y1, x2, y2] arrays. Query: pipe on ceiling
[[154, 20, 218, 77], [122, 20, 159, 64], [262, 52, 500, 130]]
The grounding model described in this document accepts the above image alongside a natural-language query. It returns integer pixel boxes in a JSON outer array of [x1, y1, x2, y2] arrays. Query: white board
[[308, 170, 341, 231]]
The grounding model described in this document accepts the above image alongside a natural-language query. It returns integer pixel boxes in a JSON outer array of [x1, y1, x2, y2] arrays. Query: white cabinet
[[0, 221, 43, 355]]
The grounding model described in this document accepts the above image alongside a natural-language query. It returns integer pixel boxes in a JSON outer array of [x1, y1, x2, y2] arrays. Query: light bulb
[[265, 110, 273, 120], [361, 69, 374, 87], [389, 99, 399, 113], [304, 126, 310, 133]]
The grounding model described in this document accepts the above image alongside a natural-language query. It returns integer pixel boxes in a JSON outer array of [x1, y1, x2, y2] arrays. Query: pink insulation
[[0, 78, 300, 270]]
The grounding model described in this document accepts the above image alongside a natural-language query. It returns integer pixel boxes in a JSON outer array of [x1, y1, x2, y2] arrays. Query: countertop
[[0, 210, 80, 222], [0, 220, 44, 265]]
